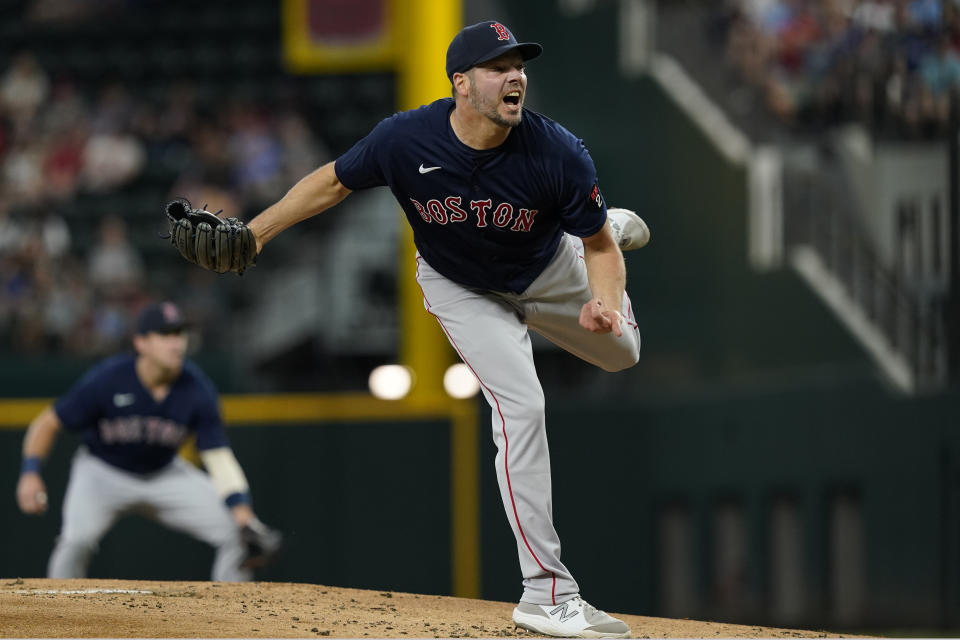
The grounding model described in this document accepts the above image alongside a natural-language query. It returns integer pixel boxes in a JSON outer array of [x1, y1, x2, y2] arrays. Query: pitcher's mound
[[1, 578, 862, 638]]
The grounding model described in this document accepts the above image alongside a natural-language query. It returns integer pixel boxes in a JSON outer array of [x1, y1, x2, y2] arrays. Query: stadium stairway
[[653, 0, 953, 394]]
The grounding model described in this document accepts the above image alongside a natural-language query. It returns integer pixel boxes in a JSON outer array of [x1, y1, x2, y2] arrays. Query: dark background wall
[[2, 420, 452, 596], [6, 377, 960, 631]]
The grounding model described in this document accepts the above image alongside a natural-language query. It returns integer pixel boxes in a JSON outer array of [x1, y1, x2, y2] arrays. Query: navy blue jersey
[[335, 98, 607, 293], [53, 354, 229, 473]]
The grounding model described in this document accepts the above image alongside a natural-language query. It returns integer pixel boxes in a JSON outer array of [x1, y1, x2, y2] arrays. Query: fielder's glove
[[165, 198, 258, 274], [239, 518, 283, 570]]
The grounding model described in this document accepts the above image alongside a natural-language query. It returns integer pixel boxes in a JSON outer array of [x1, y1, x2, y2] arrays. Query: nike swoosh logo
[[113, 393, 135, 407], [419, 164, 442, 174]]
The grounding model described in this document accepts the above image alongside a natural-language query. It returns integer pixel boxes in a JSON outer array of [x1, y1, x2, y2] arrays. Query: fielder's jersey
[[335, 98, 607, 293], [53, 354, 229, 474]]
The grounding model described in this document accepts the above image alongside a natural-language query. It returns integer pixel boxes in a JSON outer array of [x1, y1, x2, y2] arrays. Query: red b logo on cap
[[490, 22, 510, 41], [162, 302, 180, 323]]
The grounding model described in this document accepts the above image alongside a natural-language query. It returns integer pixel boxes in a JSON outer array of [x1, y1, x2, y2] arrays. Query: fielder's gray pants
[[48, 448, 251, 581]]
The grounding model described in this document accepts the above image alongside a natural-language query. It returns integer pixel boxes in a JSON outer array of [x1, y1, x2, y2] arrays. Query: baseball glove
[[165, 198, 258, 274], [239, 518, 283, 570]]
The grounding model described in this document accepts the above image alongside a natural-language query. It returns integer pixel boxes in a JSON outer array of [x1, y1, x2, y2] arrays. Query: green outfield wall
[[1, 419, 453, 595], [3, 381, 960, 630]]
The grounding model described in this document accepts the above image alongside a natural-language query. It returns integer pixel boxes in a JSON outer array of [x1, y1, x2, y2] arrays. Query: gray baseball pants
[[48, 448, 251, 581], [416, 235, 641, 605]]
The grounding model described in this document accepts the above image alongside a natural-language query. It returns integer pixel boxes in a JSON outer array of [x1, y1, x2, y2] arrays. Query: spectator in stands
[[906, 0, 943, 32], [43, 124, 87, 201], [917, 34, 960, 131], [80, 127, 145, 192], [34, 209, 71, 260], [0, 201, 25, 256], [88, 297, 132, 355], [852, 1, 896, 34], [228, 104, 284, 207], [2, 134, 47, 206], [0, 51, 49, 128], [87, 214, 144, 299]]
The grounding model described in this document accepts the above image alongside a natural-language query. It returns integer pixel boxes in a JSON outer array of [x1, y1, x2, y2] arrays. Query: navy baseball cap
[[136, 301, 189, 335], [445, 20, 542, 79]]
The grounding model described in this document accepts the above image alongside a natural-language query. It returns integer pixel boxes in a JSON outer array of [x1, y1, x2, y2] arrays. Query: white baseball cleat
[[512, 596, 631, 638], [607, 207, 650, 251]]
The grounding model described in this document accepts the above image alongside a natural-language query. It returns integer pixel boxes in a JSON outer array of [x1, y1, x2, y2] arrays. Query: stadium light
[[443, 363, 480, 399], [368, 365, 414, 400]]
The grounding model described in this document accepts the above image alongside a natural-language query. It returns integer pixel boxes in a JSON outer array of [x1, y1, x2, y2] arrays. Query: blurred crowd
[[0, 51, 330, 356], [713, 0, 960, 136]]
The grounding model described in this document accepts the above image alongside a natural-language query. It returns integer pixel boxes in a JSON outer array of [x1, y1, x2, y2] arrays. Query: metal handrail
[[783, 167, 948, 391]]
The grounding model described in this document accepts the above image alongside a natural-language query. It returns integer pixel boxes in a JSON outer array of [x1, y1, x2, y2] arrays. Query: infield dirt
[[1, 578, 867, 638]]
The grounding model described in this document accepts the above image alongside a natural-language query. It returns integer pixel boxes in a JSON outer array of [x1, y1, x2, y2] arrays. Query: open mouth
[[503, 91, 521, 107]]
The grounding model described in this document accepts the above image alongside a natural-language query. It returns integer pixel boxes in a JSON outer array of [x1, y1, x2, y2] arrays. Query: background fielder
[[15, 301, 279, 580]]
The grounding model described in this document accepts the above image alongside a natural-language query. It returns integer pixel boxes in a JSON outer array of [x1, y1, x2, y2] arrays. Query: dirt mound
[[1, 578, 862, 638]]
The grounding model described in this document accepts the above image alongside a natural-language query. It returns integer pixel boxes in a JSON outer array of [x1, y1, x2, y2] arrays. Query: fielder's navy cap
[[136, 301, 189, 335], [445, 20, 542, 79]]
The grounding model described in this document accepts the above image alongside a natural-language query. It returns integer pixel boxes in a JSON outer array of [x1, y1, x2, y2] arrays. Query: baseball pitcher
[[163, 20, 650, 638]]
